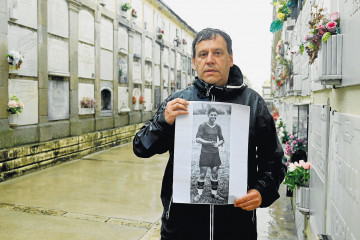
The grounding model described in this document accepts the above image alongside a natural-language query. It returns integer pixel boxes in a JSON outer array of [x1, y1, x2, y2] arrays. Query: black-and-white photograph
[[190, 103, 231, 204], [173, 101, 250, 205]]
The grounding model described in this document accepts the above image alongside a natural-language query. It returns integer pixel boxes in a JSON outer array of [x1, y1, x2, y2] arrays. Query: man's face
[[208, 111, 217, 124], [192, 35, 233, 87]]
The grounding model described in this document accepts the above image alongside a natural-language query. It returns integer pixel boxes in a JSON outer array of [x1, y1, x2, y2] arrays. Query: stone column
[[113, 17, 119, 125], [37, 0, 51, 141], [94, 4, 101, 121], [0, 0, 13, 148], [68, 0, 82, 136]]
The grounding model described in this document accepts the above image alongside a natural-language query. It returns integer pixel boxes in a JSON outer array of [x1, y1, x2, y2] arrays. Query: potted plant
[[139, 96, 145, 104], [284, 160, 311, 209], [7, 95, 24, 126], [80, 97, 97, 114], [132, 96, 137, 104], [157, 27, 164, 40], [7, 50, 24, 71], [131, 9, 137, 18], [120, 2, 131, 17]]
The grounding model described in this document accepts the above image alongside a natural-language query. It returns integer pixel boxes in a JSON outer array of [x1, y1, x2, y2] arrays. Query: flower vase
[[9, 66, 19, 75], [296, 186, 310, 209], [8, 114, 19, 126], [79, 107, 95, 115], [120, 10, 127, 18]]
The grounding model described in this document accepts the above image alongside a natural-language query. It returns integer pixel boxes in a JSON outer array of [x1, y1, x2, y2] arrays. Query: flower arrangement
[[182, 38, 187, 45], [157, 27, 164, 40], [132, 96, 137, 104], [131, 9, 137, 18], [7, 50, 24, 69], [276, 118, 290, 144], [80, 97, 97, 108], [6, 95, 24, 114], [284, 160, 311, 191], [121, 2, 131, 11], [139, 96, 145, 104], [270, 0, 293, 33], [275, 39, 283, 58], [299, 7, 340, 64]]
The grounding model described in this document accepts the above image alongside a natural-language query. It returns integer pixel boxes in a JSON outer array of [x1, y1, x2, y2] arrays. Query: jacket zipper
[[210, 204, 214, 240], [166, 196, 173, 220], [206, 85, 213, 97]]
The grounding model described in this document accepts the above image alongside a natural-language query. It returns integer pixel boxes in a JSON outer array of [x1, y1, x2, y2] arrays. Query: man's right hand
[[164, 98, 189, 125]]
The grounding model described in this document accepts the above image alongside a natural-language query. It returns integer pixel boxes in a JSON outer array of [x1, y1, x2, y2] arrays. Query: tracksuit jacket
[[133, 64, 286, 240]]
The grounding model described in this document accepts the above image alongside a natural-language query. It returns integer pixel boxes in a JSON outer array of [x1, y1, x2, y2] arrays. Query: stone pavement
[[0, 142, 297, 240]]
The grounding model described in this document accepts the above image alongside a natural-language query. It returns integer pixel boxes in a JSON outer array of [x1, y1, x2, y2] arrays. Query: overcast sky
[[162, 0, 274, 94]]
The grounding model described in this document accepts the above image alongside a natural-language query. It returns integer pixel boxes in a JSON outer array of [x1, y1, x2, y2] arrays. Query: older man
[[133, 28, 285, 240]]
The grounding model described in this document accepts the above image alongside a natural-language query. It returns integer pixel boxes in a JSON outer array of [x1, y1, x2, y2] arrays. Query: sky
[[161, 0, 274, 94]]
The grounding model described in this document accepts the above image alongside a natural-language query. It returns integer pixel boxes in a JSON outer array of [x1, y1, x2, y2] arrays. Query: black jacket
[[133, 65, 285, 240]]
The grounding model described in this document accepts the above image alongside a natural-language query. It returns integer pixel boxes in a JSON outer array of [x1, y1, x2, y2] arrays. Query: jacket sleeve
[[253, 99, 286, 208], [133, 99, 175, 158]]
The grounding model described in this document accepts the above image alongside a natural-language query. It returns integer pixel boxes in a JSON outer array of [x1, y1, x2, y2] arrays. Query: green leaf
[[322, 32, 331, 42], [300, 44, 304, 55], [270, 20, 284, 33]]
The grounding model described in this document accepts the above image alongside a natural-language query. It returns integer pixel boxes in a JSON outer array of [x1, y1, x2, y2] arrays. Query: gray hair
[[192, 28, 233, 58]]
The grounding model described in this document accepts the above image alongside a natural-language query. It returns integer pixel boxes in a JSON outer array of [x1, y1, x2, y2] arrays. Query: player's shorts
[[199, 152, 221, 168]]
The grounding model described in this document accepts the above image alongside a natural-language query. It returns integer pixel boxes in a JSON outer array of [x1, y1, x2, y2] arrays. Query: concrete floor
[[0, 142, 297, 240]]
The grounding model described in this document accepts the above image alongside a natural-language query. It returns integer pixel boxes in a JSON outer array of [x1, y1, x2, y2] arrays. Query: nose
[[205, 52, 215, 64]]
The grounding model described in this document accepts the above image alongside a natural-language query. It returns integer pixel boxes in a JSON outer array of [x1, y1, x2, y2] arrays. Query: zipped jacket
[[133, 64, 285, 240]]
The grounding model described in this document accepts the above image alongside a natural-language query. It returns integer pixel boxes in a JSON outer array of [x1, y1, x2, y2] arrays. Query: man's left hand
[[234, 189, 262, 211]]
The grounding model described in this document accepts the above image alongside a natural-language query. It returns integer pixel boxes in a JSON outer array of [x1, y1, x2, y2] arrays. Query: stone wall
[[0, 123, 143, 182]]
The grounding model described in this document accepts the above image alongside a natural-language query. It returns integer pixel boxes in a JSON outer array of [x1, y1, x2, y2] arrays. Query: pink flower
[[8, 100, 17, 108], [330, 12, 339, 21], [304, 162, 311, 170], [288, 163, 296, 172], [326, 21, 337, 32], [299, 160, 306, 167]]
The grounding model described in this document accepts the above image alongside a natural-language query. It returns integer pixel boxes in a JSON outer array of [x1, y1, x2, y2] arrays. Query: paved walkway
[[0, 142, 297, 240]]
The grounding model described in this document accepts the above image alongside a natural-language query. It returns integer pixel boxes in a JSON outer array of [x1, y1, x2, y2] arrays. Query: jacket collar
[[193, 64, 247, 98]]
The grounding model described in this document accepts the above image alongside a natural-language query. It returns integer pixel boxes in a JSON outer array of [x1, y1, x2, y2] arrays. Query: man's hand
[[164, 98, 189, 125], [234, 189, 262, 211]]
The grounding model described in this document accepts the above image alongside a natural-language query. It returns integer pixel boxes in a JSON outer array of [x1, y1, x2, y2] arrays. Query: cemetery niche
[[118, 57, 128, 84], [100, 83, 113, 116]]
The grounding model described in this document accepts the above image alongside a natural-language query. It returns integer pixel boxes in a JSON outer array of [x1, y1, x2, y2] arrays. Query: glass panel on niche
[[118, 57, 128, 84]]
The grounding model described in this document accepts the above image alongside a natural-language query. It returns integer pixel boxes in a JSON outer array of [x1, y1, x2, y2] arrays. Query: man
[[133, 28, 285, 239], [194, 107, 225, 203]]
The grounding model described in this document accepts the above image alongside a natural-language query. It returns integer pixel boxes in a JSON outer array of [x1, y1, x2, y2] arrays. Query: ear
[[192, 57, 196, 70], [229, 54, 234, 67]]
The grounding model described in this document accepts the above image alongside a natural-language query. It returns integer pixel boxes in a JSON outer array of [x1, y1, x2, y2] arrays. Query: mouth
[[205, 69, 217, 73]]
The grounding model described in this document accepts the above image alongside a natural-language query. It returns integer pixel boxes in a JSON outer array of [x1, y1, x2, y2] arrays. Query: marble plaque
[[143, 3, 153, 33], [131, 0, 143, 25], [308, 105, 330, 236], [133, 60, 142, 84], [170, 50, 175, 69], [101, 17, 113, 51], [145, 37, 153, 61], [154, 64, 160, 86], [162, 47, 169, 66], [79, 10, 95, 44], [118, 26, 128, 52], [132, 87, 141, 110], [102, 0, 114, 11], [171, 69, 175, 86], [118, 86, 130, 112], [47, 0, 68, 38], [8, 79, 38, 125], [145, 62, 152, 83], [176, 52, 181, 70], [118, 57, 128, 84], [144, 88, 152, 111], [163, 66, 169, 87], [78, 83, 95, 115], [340, 0, 360, 86], [181, 73, 186, 89], [182, 56, 187, 72], [100, 49, 113, 81], [78, 43, 95, 79], [154, 87, 161, 109], [133, 33, 142, 56], [8, 0, 37, 29], [162, 88, 168, 101], [48, 80, 69, 120], [176, 70, 181, 89], [8, 25, 37, 77], [48, 37, 69, 74], [327, 112, 360, 239], [154, 44, 161, 65]]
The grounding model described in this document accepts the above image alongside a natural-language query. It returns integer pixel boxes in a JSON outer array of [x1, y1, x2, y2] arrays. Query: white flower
[[288, 163, 296, 172]]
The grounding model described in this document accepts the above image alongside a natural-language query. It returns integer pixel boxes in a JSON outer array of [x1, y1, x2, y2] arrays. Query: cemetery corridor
[[0, 142, 297, 240]]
